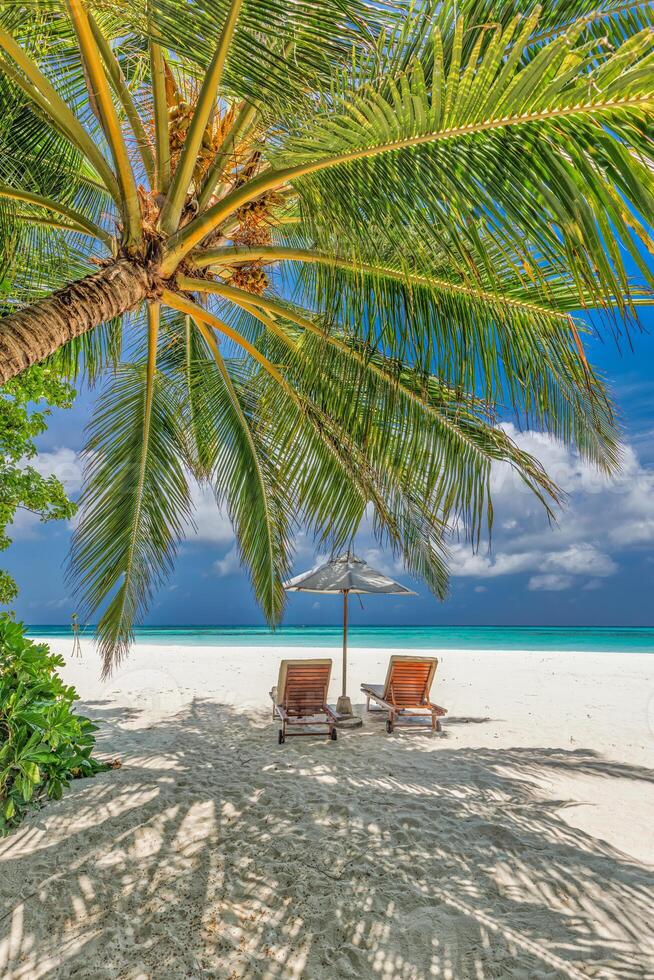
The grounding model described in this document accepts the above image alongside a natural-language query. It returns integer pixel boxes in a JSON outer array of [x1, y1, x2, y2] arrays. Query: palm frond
[[180, 273, 620, 477], [0, 16, 121, 202], [67, 0, 142, 245], [88, 10, 155, 184], [44, 314, 122, 385], [69, 305, 192, 675], [168, 9, 653, 298], [148, 0, 392, 107], [158, 0, 245, 233], [182, 314, 293, 620]]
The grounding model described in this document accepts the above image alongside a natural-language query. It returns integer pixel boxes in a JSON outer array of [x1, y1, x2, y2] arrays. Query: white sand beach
[[1, 639, 653, 979]]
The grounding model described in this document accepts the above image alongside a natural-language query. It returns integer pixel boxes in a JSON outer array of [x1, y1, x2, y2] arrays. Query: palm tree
[[0, 1, 651, 673]]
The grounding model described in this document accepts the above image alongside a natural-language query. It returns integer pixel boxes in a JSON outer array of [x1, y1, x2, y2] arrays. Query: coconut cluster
[[227, 188, 285, 295], [168, 98, 241, 193], [168, 99, 193, 174], [165, 91, 286, 296]]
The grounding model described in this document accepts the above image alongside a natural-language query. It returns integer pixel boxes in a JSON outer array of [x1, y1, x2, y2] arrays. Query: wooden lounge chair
[[270, 659, 338, 744], [361, 655, 447, 733]]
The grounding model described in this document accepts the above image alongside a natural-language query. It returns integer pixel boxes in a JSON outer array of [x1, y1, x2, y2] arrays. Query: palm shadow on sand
[[1, 697, 652, 978]]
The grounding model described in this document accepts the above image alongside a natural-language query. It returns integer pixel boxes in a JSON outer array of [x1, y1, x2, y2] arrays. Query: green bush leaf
[[48, 779, 63, 801], [21, 762, 40, 783], [15, 775, 33, 802], [0, 615, 108, 834]]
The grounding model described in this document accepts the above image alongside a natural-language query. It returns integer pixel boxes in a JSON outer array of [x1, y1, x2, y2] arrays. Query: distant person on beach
[[71, 613, 82, 659]]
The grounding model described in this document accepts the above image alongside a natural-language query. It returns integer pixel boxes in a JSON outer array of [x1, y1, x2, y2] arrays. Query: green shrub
[[0, 615, 108, 834]]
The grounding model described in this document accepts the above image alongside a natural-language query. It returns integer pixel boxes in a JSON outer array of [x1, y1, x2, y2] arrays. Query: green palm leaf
[[172, 10, 652, 294], [69, 306, 192, 675], [183, 316, 293, 620], [44, 315, 122, 385]]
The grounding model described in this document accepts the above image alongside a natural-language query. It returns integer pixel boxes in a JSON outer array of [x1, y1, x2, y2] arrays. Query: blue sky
[[6, 314, 654, 628]]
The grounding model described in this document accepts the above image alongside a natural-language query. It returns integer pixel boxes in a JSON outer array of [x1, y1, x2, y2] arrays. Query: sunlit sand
[[1, 639, 653, 978]]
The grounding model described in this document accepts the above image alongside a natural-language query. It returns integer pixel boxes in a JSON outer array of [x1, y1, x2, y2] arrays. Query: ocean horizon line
[[25, 623, 654, 654], [25, 622, 654, 631]]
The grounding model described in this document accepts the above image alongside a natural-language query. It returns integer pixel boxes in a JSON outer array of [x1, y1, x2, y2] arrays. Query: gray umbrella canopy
[[284, 553, 416, 713], [284, 552, 416, 596]]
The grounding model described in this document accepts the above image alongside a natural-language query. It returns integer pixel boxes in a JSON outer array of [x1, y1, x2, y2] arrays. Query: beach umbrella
[[284, 553, 416, 717]]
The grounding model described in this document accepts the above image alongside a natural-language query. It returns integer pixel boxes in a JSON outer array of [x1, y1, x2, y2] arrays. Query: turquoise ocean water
[[26, 625, 654, 653]]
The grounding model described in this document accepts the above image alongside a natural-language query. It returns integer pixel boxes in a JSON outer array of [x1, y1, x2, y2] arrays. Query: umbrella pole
[[342, 589, 348, 698], [336, 589, 354, 718]]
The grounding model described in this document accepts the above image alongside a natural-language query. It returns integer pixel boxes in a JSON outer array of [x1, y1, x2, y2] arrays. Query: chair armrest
[[365, 690, 395, 712]]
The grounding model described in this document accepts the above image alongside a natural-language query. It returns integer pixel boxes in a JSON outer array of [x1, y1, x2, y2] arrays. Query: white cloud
[[9, 447, 84, 540], [359, 545, 404, 578], [212, 545, 240, 577], [290, 528, 329, 566], [30, 447, 84, 493], [528, 574, 573, 592], [44, 596, 71, 609], [449, 548, 537, 578], [542, 544, 616, 577], [447, 425, 654, 591], [278, 429, 654, 595], [186, 483, 235, 545], [7, 509, 42, 540], [27, 596, 71, 610]]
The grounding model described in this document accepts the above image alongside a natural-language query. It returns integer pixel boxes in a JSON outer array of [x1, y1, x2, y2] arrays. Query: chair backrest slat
[[278, 659, 332, 711], [384, 656, 437, 706]]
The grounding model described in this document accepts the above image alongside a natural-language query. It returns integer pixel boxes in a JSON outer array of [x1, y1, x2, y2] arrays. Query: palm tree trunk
[[0, 260, 153, 382]]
